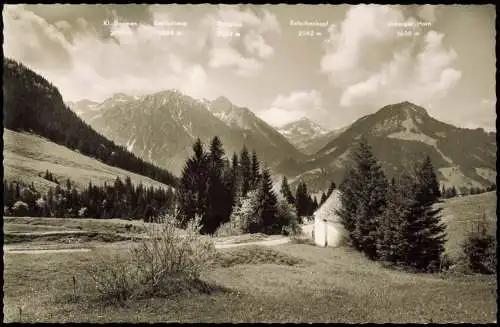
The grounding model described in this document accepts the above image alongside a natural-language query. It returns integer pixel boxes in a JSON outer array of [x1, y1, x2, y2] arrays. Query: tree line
[[177, 137, 316, 235], [279, 177, 334, 219], [3, 58, 178, 188], [3, 175, 175, 221], [337, 138, 447, 272], [441, 183, 496, 199]]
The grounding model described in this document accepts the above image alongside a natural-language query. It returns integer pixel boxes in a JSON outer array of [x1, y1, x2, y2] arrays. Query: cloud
[[204, 5, 280, 77], [417, 5, 437, 23], [320, 5, 462, 108], [3, 5, 213, 102], [258, 90, 326, 127]]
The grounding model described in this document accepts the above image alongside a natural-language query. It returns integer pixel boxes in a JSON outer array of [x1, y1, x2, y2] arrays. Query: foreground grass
[[3, 242, 496, 323]]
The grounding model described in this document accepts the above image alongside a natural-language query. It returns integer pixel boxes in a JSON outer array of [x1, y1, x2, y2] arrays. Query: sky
[[3, 4, 496, 131]]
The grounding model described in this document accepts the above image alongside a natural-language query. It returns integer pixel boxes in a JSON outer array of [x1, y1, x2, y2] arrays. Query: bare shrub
[[459, 213, 496, 275], [461, 233, 496, 274], [85, 215, 217, 304], [213, 220, 244, 237]]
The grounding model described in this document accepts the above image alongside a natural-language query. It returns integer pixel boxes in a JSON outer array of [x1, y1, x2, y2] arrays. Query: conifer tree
[[295, 181, 309, 218], [177, 138, 209, 227], [312, 196, 319, 212], [327, 181, 336, 197], [376, 173, 414, 265], [320, 192, 327, 206], [337, 138, 388, 260], [205, 136, 229, 234], [250, 150, 261, 189], [280, 176, 295, 204], [256, 168, 279, 234], [406, 156, 447, 271], [240, 146, 251, 197], [231, 152, 240, 199]]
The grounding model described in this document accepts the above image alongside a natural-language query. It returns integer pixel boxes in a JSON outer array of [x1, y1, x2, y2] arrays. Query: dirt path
[[4, 248, 92, 254], [3, 236, 292, 254], [214, 237, 291, 249]]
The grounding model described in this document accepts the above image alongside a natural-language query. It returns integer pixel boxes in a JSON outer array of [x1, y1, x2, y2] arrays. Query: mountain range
[[278, 118, 350, 155], [280, 101, 496, 192], [4, 57, 494, 196], [71, 91, 496, 194], [68, 92, 304, 174]]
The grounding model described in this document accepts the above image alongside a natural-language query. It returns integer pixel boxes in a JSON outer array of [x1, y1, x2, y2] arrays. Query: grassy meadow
[[3, 242, 496, 323], [2, 191, 497, 323]]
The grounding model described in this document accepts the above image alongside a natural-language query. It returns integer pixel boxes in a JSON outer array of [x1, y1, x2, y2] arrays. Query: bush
[[85, 215, 217, 304], [461, 233, 496, 274], [229, 190, 260, 233], [213, 220, 244, 237], [12, 201, 29, 216], [276, 199, 301, 236]]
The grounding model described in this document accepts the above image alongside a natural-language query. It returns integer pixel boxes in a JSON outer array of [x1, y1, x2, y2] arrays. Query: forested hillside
[[3, 58, 178, 187]]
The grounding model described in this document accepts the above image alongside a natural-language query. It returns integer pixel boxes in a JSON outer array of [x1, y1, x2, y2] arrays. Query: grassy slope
[[3, 129, 171, 192], [437, 191, 497, 260], [3, 244, 496, 323]]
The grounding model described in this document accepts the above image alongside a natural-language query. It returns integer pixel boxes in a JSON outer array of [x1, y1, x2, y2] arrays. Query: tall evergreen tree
[[312, 196, 319, 212], [205, 136, 229, 234], [240, 146, 251, 197], [407, 156, 447, 271], [250, 150, 261, 189], [327, 181, 336, 197], [376, 172, 414, 265], [280, 176, 295, 204], [320, 192, 327, 206], [337, 138, 388, 260], [177, 138, 210, 227], [255, 168, 279, 234], [415, 155, 441, 203], [295, 181, 310, 218]]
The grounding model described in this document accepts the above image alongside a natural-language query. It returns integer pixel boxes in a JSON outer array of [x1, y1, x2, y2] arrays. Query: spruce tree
[[327, 181, 336, 197], [256, 168, 279, 234], [250, 150, 261, 189], [406, 156, 447, 271], [415, 156, 441, 202], [306, 194, 315, 215], [240, 146, 251, 197], [280, 176, 295, 204], [231, 152, 240, 200], [312, 196, 319, 212], [205, 136, 229, 234], [337, 138, 388, 260], [177, 138, 209, 227], [295, 181, 309, 218], [320, 192, 327, 206], [376, 173, 414, 265]]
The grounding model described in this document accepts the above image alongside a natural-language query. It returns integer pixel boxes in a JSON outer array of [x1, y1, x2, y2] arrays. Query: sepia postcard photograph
[[2, 3, 497, 323]]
